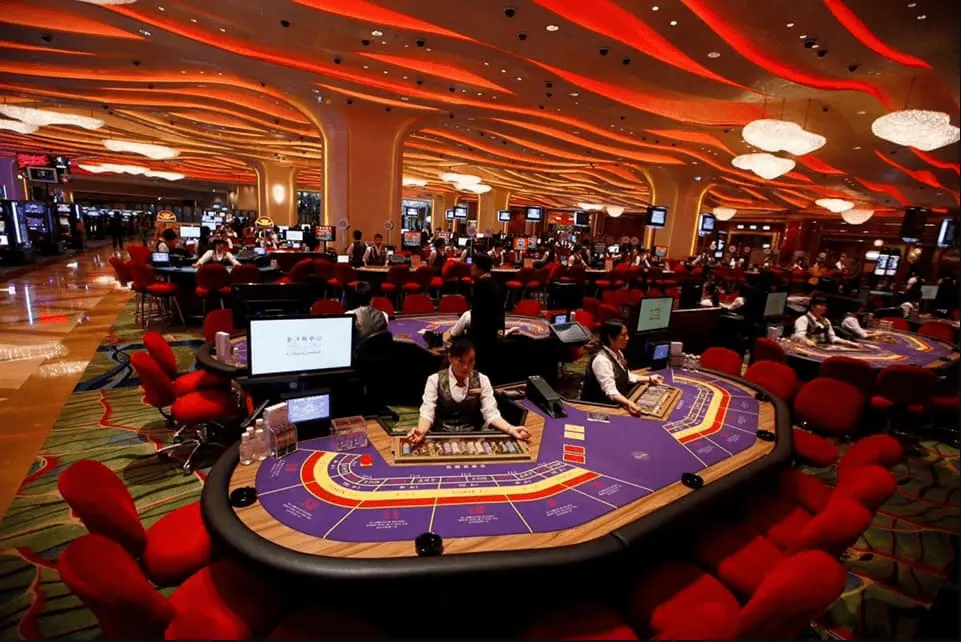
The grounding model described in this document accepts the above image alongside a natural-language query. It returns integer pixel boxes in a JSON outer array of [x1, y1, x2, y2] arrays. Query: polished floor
[[0, 246, 131, 519]]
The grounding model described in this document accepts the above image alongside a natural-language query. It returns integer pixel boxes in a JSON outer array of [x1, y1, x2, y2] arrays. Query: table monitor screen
[[337, 254, 349, 263], [636, 296, 673, 333], [607, 244, 620, 254], [654, 245, 668, 258], [180, 225, 201, 238], [285, 229, 304, 242], [445, 209, 454, 220], [253, 247, 266, 255], [0, 235, 8, 247], [921, 285, 939, 300], [248, 316, 353, 377], [316, 225, 335, 242], [525, 207, 543, 222], [286, 392, 331, 424], [454, 206, 469, 219], [550, 313, 568, 325], [402, 231, 422, 249], [647, 206, 667, 228], [151, 252, 169, 264], [763, 291, 788, 318], [649, 341, 671, 370], [497, 210, 511, 222]]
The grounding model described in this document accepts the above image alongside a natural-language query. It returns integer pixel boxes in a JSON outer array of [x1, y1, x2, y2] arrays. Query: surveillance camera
[[517, 32, 527, 40], [416, 79, 424, 85], [599, 47, 609, 56], [622, 57, 631, 65], [804, 39, 817, 48], [504, 7, 516, 18], [132, 60, 141, 66], [280, 19, 290, 28], [361, 39, 370, 46], [817, 49, 827, 58], [848, 63, 859, 72], [333, 56, 341, 64], [416, 39, 425, 47], [40, 34, 52, 43]]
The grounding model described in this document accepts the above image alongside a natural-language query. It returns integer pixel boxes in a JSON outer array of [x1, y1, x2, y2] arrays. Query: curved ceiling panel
[[822, 0, 931, 69]]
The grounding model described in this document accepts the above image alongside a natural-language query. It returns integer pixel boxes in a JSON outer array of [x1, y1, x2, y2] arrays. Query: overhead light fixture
[[103, 139, 179, 159], [731, 153, 796, 180], [712, 206, 737, 220], [74, 0, 138, 4], [371, 29, 383, 36], [460, 183, 492, 194], [669, 20, 678, 26], [815, 198, 855, 213], [578, 203, 604, 211], [144, 170, 185, 181], [545, 25, 560, 31], [841, 208, 874, 224], [707, 51, 721, 58], [873, 239, 884, 247], [605, 205, 625, 217], [742, 119, 826, 155], [871, 110, 960, 151], [0, 118, 39, 134], [77, 163, 148, 175], [440, 172, 481, 185], [402, 177, 427, 187], [0, 105, 104, 130]]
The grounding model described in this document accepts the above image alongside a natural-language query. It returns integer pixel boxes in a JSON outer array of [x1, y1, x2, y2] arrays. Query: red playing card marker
[[359, 454, 373, 467]]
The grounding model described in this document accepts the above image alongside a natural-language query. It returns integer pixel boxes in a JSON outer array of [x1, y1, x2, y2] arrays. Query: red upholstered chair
[[818, 356, 876, 398], [267, 606, 386, 640], [401, 293, 434, 315], [514, 299, 542, 317], [128, 245, 152, 265], [582, 296, 600, 317], [310, 299, 345, 315], [108, 256, 132, 287], [194, 263, 231, 313], [287, 258, 316, 284], [382, 264, 409, 298], [836, 434, 904, 477], [203, 308, 235, 344], [917, 321, 956, 342], [743, 361, 798, 402], [653, 603, 736, 641], [791, 428, 840, 468], [371, 296, 396, 316], [700, 347, 743, 377], [793, 377, 864, 437], [521, 602, 638, 640], [228, 263, 261, 285], [128, 263, 183, 329], [506, 267, 535, 306], [693, 521, 788, 597], [413, 264, 442, 294], [438, 294, 468, 314], [58, 461, 211, 587], [574, 308, 596, 332], [885, 317, 911, 331], [142, 331, 228, 397], [870, 366, 937, 438], [751, 337, 787, 364]]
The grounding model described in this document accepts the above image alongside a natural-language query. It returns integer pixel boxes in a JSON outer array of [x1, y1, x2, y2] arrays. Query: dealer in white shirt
[[580, 319, 663, 415]]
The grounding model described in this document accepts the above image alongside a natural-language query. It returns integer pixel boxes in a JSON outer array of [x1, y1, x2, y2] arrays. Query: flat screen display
[[248, 316, 353, 377], [285, 229, 304, 242], [921, 285, 939, 300], [593, 242, 606, 255], [763, 291, 788, 318], [151, 252, 170, 264], [405, 208, 420, 216], [873, 254, 889, 276], [27, 167, 57, 183], [636, 296, 673, 333], [699, 213, 716, 236], [574, 211, 590, 228], [58, 217, 69, 226], [525, 207, 543, 221], [936, 218, 956, 248], [445, 209, 454, 220], [650, 342, 671, 363], [287, 392, 331, 423], [647, 206, 667, 228], [900, 207, 927, 243], [654, 245, 668, 258], [402, 231, 422, 248], [607, 244, 620, 254], [316, 225, 335, 242], [337, 255, 349, 263], [550, 313, 568, 325], [180, 225, 201, 239], [497, 210, 511, 222], [56, 204, 73, 215], [0, 235, 8, 247], [454, 206, 469, 219], [885, 255, 899, 276]]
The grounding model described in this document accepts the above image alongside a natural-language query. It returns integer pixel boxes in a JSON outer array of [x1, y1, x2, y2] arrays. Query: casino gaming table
[[196, 313, 553, 377], [201, 367, 790, 581]]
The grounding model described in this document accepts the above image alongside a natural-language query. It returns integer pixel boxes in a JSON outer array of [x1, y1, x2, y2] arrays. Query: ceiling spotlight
[[545, 25, 559, 32], [651, 5, 659, 11], [707, 51, 721, 58], [786, 22, 795, 27], [371, 30, 383, 36], [815, 198, 855, 213], [669, 20, 678, 26], [917, 14, 926, 19], [569, 92, 579, 97], [693, 175, 702, 181], [78, 163, 148, 175], [219, 27, 227, 33]]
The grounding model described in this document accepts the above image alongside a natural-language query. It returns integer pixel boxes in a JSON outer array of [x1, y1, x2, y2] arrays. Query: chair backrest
[[401, 293, 435, 315], [744, 360, 798, 402], [310, 299, 345, 315], [371, 296, 396, 316], [917, 321, 955, 343], [287, 258, 315, 283], [229, 263, 261, 285], [700, 347, 743, 377], [887, 317, 911, 331], [573, 308, 595, 330], [126, 263, 157, 291], [752, 337, 787, 364], [203, 308, 235, 344], [196, 263, 230, 290], [582, 296, 600, 316], [312, 259, 335, 280], [130, 352, 176, 410], [516, 267, 536, 284], [59, 535, 174, 640], [127, 245, 152, 265], [387, 264, 412, 285], [334, 263, 358, 284], [793, 377, 865, 436], [513, 299, 542, 317], [413, 264, 436, 288], [875, 365, 937, 406], [438, 294, 468, 314], [57, 461, 147, 556], [142, 332, 179, 380], [108, 257, 131, 284], [818, 356, 875, 397]]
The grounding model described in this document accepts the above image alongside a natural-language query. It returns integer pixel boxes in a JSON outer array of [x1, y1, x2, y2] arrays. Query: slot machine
[[0, 200, 36, 263], [20, 201, 57, 254], [54, 203, 76, 246]]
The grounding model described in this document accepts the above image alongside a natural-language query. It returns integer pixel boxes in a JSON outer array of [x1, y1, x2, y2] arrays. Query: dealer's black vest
[[580, 347, 631, 403], [433, 369, 483, 432], [367, 244, 387, 266], [353, 306, 388, 341], [804, 313, 832, 344], [349, 240, 367, 267]]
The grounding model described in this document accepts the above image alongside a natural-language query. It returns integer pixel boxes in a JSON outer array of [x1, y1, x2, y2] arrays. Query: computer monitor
[[574, 211, 590, 228], [699, 213, 716, 236], [253, 246, 266, 256], [402, 231, 422, 249], [248, 316, 354, 377], [550, 312, 569, 325], [457, 237, 469, 248], [497, 210, 511, 222], [454, 206, 469, 219], [636, 296, 673, 334], [648, 341, 671, 370], [283, 390, 332, 424], [763, 291, 788, 318], [921, 285, 939, 301], [316, 225, 335, 242], [445, 209, 455, 220], [285, 229, 304, 242], [647, 206, 667, 228], [151, 251, 170, 264], [337, 254, 349, 264], [525, 207, 543, 222], [180, 225, 201, 239]]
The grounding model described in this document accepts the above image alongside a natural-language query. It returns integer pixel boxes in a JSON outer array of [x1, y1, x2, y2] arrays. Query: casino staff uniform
[[840, 312, 871, 339], [581, 346, 661, 406], [347, 305, 388, 340], [414, 366, 527, 441], [363, 235, 388, 266], [194, 244, 241, 267], [792, 311, 858, 346]]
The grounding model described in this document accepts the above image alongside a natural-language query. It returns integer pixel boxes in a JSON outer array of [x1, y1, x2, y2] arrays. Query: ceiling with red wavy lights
[[0, 0, 957, 216]]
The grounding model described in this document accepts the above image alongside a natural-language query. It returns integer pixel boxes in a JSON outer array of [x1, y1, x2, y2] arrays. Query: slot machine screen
[[402, 231, 422, 249], [445, 209, 454, 221], [873, 254, 889, 276], [180, 225, 201, 239], [315, 225, 335, 242], [698, 213, 716, 236], [884, 254, 900, 276], [936, 218, 957, 248]]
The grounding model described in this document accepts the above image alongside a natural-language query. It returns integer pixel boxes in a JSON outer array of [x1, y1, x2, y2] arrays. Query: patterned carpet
[[0, 301, 956, 639]]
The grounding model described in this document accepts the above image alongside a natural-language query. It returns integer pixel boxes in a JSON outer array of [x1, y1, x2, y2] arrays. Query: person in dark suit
[[468, 253, 505, 373]]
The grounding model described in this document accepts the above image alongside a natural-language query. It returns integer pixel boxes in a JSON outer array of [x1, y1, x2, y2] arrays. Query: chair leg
[[171, 296, 186, 328]]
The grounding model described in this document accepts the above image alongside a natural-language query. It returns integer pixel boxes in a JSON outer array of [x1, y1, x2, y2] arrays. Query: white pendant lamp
[[712, 206, 737, 221], [0, 118, 38, 134], [815, 198, 855, 213], [731, 153, 796, 180], [871, 110, 959, 151], [0, 105, 104, 130], [402, 177, 427, 187], [460, 183, 492, 194], [742, 119, 826, 156], [144, 170, 185, 181], [103, 140, 179, 160], [841, 208, 874, 224], [605, 205, 624, 217]]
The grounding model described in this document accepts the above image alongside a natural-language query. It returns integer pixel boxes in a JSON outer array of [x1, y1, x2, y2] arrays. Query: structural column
[[477, 187, 510, 235], [646, 168, 710, 259], [251, 160, 297, 227], [0, 158, 24, 200], [431, 192, 458, 231]]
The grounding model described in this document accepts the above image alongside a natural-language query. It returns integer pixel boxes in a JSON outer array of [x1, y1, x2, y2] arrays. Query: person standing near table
[[347, 281, 389, 342], [109, 212, 124, 252], [194, 239, 240, 267], [469, 254, 505, 361], [488, 241, 506, 267], [154, 228, 178, 253], [347, 229, 367, 267], [407, 337, 530, 444], [364, 233, 388, 266], [581, 320, 664, 414], [792, 296, 858, 347]]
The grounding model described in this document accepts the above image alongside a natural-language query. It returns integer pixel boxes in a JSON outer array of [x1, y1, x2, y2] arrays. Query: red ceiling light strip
[[530, 0, 746, 90], [773, 190, 812, 208], [822, 0, 931, 69], [794, 154, 847, 175], [873, 150, 948, 190], [0, 41, 97, 57], [680, 0, 893, 108], [356, 54, 512, 94], [910, 148, 960, 176], [855, 177, 910, 205], [0, 2, 143, 40], [643, 129, 734, 155], [292, 0, 475, 42]]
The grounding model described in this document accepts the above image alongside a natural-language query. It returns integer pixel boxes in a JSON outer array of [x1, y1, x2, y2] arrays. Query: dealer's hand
[[508, 425, 531, 441], [505, 327, 521, 336], [626, 401, 642, 417], [406, 426, 428, 445], [647, 374, 665, 385]]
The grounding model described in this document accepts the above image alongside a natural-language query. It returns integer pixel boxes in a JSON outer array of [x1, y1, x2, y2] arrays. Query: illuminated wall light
[[0, 105, 104, 130], [815, 198, 855, 213], [271, 184, 286, 205], [103, 139, 179, 159], [0, 118, 38, 134], [712, 206, 737, 220]]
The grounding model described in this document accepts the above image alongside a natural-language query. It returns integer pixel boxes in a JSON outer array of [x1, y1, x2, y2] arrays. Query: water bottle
[[239, 432, 254, 465], [253, 426, 268, 461]]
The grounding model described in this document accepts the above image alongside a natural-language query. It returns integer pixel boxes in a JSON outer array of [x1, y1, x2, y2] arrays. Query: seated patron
[[194, 239, 240, 267], [347, 281, 389, 342], [581, 320, 664, 415], [409, 338, 530, 443], [154, 228, 178, 253]]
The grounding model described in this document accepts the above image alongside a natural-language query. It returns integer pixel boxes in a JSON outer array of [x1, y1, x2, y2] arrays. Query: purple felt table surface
[[781, 330, 956, 368]]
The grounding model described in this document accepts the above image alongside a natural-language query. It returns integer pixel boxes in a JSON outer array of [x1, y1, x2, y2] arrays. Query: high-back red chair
[[573, 308, 596, 331], [286, 259, 315, 284], [818, 356, 875, 398], [333, 263, 360, 290], [195, 263, 230, 315], [127, 263, 181, 329], [382, 265, 410, 297], [229, 263, 261, 285], [108, 256, 131, 286], [130, 352, 177, 416], [203, 308, 235, 343], [744, 361, 798, 402], [144, 331, 227, 396], [401, 293, 434, 315], [582, 296, 600, 317], [917, 321, 956, 342], [700, 347, 743, 377], [752, 337, 787, 364], [884, 317, 911, 331], [310, 299, 345, 315], [142, 331, 180, 380], [794, 377, 864, 437], [871, 365, 937, 412], [127, 245, 152, 265], [371, 296, 396, 316], [438, 294, 468, 314], [513, 299, 542, 317]]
